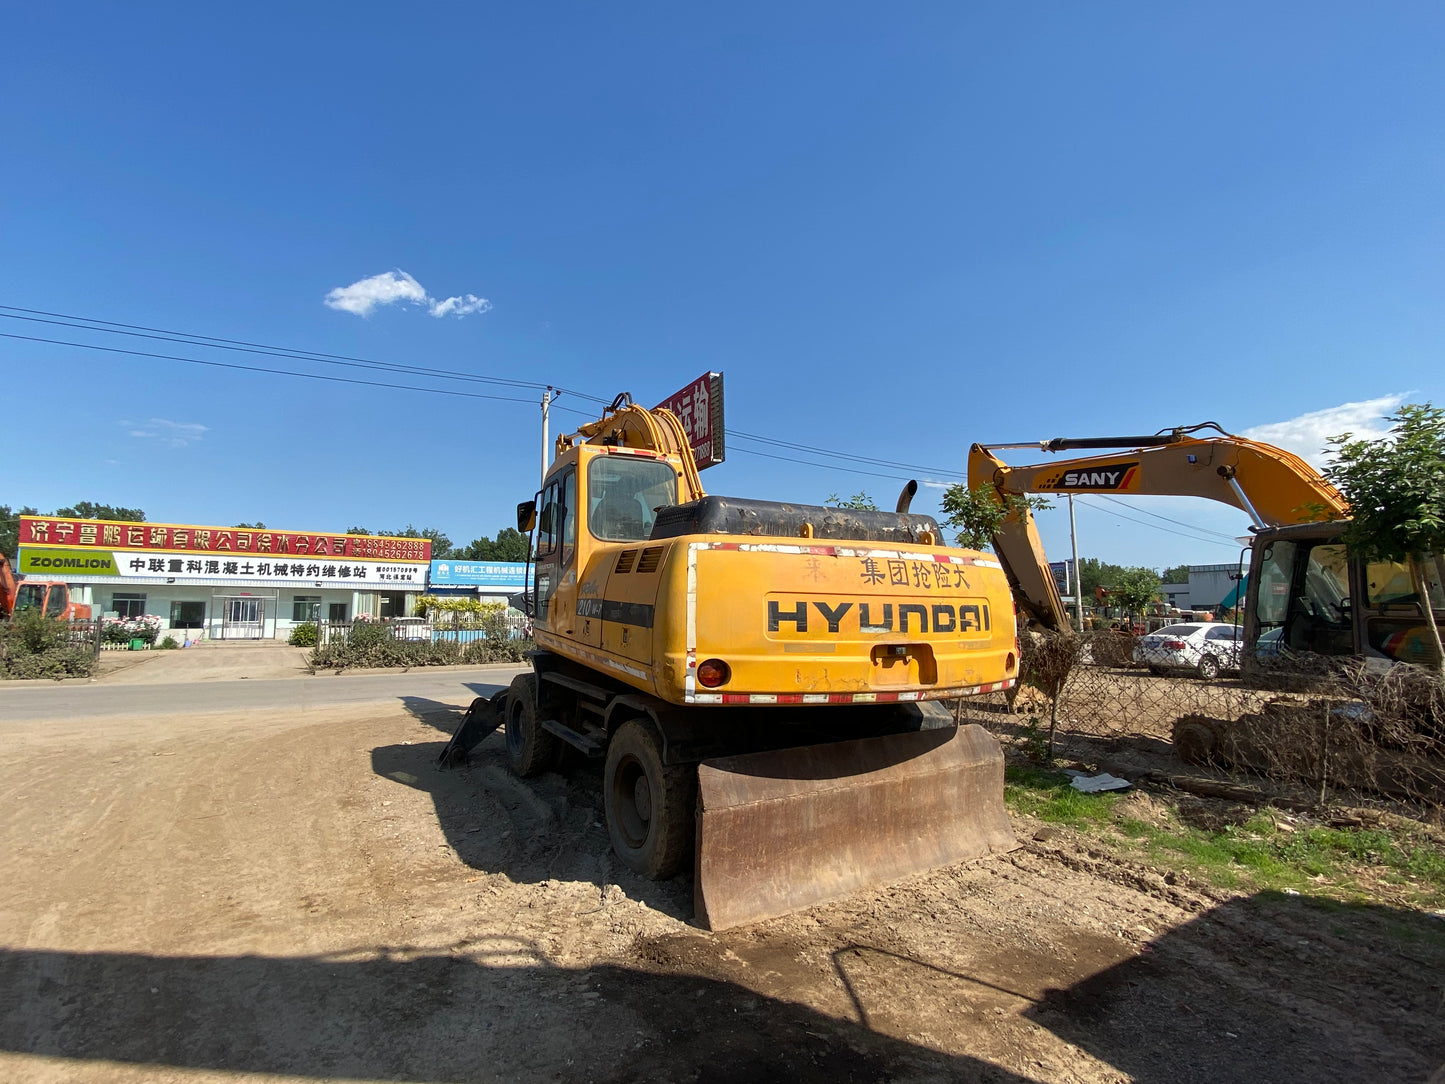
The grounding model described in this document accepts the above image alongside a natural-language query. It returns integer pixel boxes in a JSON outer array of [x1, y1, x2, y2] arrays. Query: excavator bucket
[[437, 691, 508, 769], [694, 724, 1017, 930]]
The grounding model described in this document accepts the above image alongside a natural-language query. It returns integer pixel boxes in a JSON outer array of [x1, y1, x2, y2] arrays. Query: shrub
[[288, 622, 318, 647], [0, 612, 95, 680], [158, 635, 180, 650], [101, 615, 161, 644]]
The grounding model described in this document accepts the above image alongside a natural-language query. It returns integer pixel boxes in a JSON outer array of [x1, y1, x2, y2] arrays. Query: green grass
[[1004, 766, 1445, 910]]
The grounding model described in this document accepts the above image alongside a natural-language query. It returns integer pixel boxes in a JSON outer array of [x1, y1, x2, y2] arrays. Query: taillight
[[1163, 639, 1186, 650], [696, 659, 731, 688]]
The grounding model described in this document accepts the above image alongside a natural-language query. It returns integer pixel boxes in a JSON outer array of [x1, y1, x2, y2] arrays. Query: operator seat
[[594, 497, 646, 541]]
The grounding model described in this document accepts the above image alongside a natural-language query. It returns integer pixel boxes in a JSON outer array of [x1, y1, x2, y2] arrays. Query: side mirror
[[516, 500, 537, 533]]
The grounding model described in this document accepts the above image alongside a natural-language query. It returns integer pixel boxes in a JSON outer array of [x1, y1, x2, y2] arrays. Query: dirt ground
[[87, 641, 317, 685], [1, 693, 1442, 1083]]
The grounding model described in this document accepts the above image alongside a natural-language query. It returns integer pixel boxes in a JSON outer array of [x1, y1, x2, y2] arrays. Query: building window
[[328, 602, 348, 622], [170, 601, 206, 629], [292, 595, 322, 622], [112, 593, 147, 619]]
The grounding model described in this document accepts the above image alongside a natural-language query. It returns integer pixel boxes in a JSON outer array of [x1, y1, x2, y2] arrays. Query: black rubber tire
[[1197, 654, 1221, 681], [604, 719, 696, 880], [504, 673, 560, 777]]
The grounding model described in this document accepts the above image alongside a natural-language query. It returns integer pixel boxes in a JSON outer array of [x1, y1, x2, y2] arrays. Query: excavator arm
[[966, 423, 1349, 631], [554, 393, 707, 502]]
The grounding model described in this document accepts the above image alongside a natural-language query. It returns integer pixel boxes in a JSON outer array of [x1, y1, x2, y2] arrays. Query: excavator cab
[[1246, 522, 1444, 669]]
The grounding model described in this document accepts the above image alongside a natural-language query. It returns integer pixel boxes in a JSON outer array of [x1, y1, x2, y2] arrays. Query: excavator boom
[[967, 424, 1348, 630]]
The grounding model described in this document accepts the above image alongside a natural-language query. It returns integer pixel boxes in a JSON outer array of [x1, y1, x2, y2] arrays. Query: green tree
[[1161, 564, 1191, 584], [1110, 566, 1163, 618], [0, 505, 39, 560], [938, 484, 1049, 552], [462, 527, 530, 561], [824, 492, 879, 511], [233, 521, 267, 529], [1324, 402, 1445, 675], [54, 502, 145, 522]]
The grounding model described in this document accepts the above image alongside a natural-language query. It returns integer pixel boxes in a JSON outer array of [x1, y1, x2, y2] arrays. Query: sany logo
[[1038, 462, 1141, 491]]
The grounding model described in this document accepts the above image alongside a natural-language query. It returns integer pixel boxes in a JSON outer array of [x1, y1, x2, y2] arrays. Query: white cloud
[[426, 294, 492, 318], [324, 270, 491, 319], [122, 418, 208, 448], [1241, 394, 1409, 469]]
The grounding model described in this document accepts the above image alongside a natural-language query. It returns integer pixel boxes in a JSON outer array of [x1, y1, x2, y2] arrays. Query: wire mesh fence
[[952, 629, 1445, 815]]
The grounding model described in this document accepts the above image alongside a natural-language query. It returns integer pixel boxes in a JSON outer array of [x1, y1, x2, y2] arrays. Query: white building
[[17, 515, 430, 640]]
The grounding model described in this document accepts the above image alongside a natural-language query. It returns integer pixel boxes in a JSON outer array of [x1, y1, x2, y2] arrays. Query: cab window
[[587, 457, 679, 542], [536, 468, 576, 563], [15, 583, 46, 612], [1366, 555, 1445, 610], [44, 585, 68, 617]]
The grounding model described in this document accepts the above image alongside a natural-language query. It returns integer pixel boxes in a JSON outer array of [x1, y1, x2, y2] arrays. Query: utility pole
[[540, 387, 559, 489], [1068, 494, 1083, 632]]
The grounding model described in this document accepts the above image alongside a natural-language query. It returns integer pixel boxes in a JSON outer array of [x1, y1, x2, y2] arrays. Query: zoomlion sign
[[16, 516, 430, 588], [19, 549, 120, 575]]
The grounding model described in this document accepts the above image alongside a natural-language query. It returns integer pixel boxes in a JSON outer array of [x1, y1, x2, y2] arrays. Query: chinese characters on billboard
[[16, 516, 429, 588], [654, 371, 725, 469]]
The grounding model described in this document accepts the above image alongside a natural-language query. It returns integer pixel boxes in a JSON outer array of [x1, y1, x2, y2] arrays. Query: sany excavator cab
[[444, 394, 1021, 929], [1247, 523, 1444, 669]]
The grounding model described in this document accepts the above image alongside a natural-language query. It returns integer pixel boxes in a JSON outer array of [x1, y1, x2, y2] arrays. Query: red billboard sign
[[17, 516, 431, 562], [655, 371, 725, 469]]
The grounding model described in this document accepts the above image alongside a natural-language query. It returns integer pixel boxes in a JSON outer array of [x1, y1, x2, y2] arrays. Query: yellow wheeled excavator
[[442, 394, 1022, 929]]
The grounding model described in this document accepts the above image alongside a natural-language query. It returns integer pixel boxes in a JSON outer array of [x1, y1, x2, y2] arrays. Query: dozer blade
[[694, 724, 1017, 930], [437, 692, 507, 769]]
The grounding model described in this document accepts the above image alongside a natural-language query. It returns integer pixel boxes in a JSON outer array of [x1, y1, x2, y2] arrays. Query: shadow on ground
[[0, 936, 1034, 1083], [1025, 890, 1445, 1083], [378, 683, 692, 919]]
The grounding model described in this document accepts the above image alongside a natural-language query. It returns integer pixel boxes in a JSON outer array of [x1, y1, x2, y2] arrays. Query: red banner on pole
[[655, 371, 725, 469]]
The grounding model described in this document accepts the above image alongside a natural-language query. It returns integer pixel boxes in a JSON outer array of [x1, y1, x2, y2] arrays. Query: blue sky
[[3, 4, 1442, 569]]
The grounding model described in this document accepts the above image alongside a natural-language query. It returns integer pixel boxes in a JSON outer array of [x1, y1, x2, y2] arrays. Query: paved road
[[0, 666, 529, 722]]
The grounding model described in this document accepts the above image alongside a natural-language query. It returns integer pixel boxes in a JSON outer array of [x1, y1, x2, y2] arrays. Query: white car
[[388, 617, 431, 642], [1133, 622, 1243, 679]]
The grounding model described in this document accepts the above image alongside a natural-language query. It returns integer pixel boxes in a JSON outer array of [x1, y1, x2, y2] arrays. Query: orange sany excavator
[[0, 553, 92, 621], [967, 422, 1443, 671]]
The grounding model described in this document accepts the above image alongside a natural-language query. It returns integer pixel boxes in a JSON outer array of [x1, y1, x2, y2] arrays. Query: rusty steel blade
[[694, 724, 1017, 930]]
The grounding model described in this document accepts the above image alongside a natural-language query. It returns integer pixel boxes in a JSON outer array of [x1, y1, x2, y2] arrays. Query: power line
[[0, 332, 539, 405], [1089, 493, 1242, 542], [730, 430, 969, 478], [0, 304, 612, 405], [1074, 496, 1241, 549]]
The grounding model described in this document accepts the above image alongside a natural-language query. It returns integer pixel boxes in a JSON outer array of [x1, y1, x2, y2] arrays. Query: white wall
[[96, 584, 366, 640]]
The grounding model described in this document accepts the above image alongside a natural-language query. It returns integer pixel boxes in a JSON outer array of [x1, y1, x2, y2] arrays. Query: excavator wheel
[[604, 719, 696, 880], [504, 673, 561, 778]]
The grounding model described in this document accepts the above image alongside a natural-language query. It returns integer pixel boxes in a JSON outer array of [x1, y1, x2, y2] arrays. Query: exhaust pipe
[[895, 479, 918, 514]]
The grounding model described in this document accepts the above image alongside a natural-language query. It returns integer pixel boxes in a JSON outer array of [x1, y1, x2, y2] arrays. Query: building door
[[221, 597, 265, 640]]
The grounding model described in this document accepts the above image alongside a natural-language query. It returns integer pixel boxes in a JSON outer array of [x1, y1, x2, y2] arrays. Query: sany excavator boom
[[441, 394, 1022, 929], [968, 423, 1442, 670]]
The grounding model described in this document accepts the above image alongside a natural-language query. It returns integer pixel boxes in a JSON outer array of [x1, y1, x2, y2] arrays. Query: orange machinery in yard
[[0, 553, 92, 620]]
